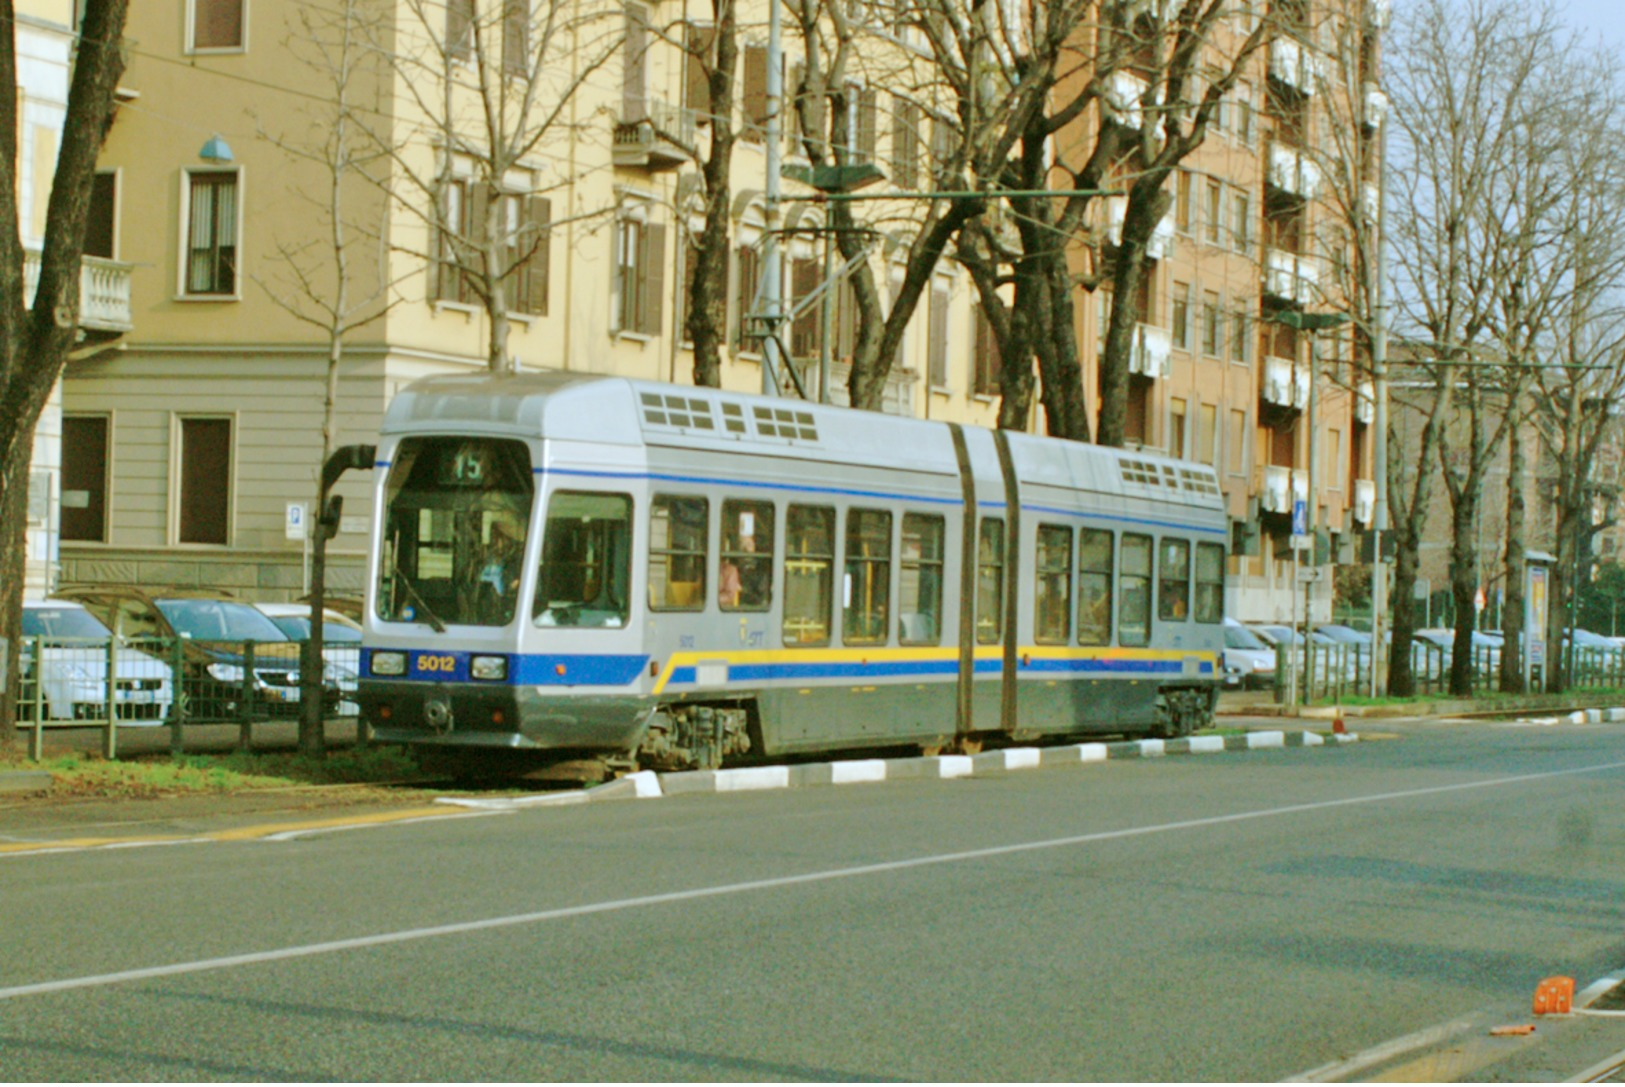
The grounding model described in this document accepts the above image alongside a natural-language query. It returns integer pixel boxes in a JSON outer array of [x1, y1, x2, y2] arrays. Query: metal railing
[[1277, 642, 1625, 703], [13, 635, 360, 761]]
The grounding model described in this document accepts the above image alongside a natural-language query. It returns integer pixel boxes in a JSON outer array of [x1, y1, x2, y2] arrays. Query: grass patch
[[0, 746, 422, 800]]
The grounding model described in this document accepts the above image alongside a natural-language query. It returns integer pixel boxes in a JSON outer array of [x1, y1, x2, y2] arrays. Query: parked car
[[19, 601, 174, 724], [57, 587, 338, 720], [1415, 628, 1502, 677], [253, 603, 362, 713], [1222, 619, 1276, 690]]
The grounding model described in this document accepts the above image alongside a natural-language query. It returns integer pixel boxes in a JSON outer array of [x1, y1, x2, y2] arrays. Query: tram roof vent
[[1177, 466, 1222, 497], [640, 391, 718, 433], [1119, 456, 1166, 490], [752, 405, 820, 443]]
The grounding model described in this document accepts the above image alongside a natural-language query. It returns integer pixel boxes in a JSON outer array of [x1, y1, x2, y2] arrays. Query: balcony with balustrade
[[24, 249, 134, 342]]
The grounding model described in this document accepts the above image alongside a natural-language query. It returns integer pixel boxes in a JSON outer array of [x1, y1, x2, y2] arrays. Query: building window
[[177, 417, 231, 545], [843, 508, 892, 645], [977, 518, 1004, 645], [1205, 180, 1222, 245], [191, 0, 244, 50], [622, 3, 648, 119], [1197, 403, 1218, 466], [648, 495, 708, 611], [899, 513, 944, 644], [790, 255, 822, 361], [1168, 397, 1187, 459], [61, 415, 109, 543], [1201, 291, 1222, 356], [1171, 282, 1190, 350], [86, 171, 117, 259], [1231, 190, 1252, 251], [184, 170, 239, 297], [1230, 304, 1251, 361], [433, 178, 473, 304], [742, 43, 770, 142], [1077, 528, 1113, 646], [614, 214, 665, 335], [1175, 170, 1192, 234]]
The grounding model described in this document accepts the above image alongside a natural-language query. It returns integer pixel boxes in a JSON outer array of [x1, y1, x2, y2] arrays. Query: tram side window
[[843, 508, 893, 645], [1077, 528, 1113, 646], [1120, 533, 1153, 647], [899, 513, 944, 645], [1034, 525, 1072, 645], [784, 505, 834, 645], [1158, 538, 1191, 622], [976, 518, 1005, 645], [534, 491, 632, 628], [648, 495, 708, 611], [1194, 542, 1225, 623], [721, 499, 774, 612]]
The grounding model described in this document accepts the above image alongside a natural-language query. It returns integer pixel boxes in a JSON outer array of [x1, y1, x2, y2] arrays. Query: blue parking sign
[[1292, 499, 1307, 536]]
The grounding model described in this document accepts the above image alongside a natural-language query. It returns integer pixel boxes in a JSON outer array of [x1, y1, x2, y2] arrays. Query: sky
[[1555, 0, 1625, 47]]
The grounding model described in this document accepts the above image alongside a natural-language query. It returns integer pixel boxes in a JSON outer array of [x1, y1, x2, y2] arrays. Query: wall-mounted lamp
[[198, 134, 234, 163]]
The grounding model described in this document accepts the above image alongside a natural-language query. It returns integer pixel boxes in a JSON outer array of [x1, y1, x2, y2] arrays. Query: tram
[[356, 371, 1228, 773]]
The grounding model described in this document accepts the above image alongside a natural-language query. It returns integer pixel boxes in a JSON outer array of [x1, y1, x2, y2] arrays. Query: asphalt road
[[5, 718, 1625, 1080]]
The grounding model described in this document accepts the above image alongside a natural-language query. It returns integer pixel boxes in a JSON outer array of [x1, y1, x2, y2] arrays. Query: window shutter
[[446, 0, 473, 61], [928, 283, 949, 385], [641, 222, 666, 335], [525, 197, 551, 315], [858, 87, 878, 163], [194, 0, 244, 49], [685, 23, 716, 117], [743, 44, 769, 142], [624, 4, 648, 120], [466, 182, 489, 305]]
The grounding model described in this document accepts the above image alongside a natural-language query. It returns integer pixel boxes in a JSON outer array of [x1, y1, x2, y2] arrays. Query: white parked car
[[20, 601, 174, 724], [1222, 618, 1276, 689], [252, 603, 362, 714]]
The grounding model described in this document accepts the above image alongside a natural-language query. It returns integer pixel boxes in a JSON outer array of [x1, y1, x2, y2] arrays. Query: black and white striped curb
[[1505, 707, 1625, 727], [437, 728, 1358, 811]]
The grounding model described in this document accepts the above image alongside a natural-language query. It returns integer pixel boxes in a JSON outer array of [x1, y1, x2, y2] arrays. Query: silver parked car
[[20, 601, 174, 724]]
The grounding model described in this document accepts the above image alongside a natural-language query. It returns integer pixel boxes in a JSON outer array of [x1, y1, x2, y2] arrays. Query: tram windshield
[[377, 437, 534, 628]]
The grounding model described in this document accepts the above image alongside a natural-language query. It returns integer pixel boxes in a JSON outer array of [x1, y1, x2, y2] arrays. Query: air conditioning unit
[[1293, 362, 1311, 409], [1264, 355, 1295, 407], [1356, 379, 1375, 423], [1353, 478, 1376, 524], [1262, 465, 1292, 513]]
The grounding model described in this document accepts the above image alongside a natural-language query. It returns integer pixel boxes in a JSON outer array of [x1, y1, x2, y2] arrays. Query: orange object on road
[[1490, 1024, 1537, 1036], [1533, 976, 1575, 1015]]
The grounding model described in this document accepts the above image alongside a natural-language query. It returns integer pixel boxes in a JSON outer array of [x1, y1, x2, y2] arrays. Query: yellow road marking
[[0, 806, 470, 857]]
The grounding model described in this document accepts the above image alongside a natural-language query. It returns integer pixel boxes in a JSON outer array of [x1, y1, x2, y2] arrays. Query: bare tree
[[1377, 0, 1520, 694], [370, 0, 621, 372], [0, 0, 131, 739], [258, 0, 400, 755]]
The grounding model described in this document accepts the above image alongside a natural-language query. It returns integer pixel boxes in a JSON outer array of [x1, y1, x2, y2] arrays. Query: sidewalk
[[1218, 687, 1625, 721]]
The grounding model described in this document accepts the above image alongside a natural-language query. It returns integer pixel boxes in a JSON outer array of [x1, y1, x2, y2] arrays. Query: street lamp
[[1270, 308, 1350, 704]]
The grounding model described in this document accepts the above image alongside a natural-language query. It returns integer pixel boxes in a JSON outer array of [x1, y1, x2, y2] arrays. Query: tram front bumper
[[360, 680, 650, 752]]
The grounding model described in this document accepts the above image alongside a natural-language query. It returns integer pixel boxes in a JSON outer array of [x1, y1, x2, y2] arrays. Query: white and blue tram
[[357, 371, 1229, 773]]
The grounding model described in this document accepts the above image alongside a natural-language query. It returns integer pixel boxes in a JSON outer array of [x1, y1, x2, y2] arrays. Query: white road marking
[[5, 757, 1625, 1004]]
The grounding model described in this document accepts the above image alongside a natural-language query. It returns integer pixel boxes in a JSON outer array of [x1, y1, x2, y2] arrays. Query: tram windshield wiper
[[392, 560, 448, 633]]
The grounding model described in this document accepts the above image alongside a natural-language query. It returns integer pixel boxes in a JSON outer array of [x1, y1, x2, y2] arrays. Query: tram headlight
[[470, 655, 508, 681], [370, 651, 407, 677]]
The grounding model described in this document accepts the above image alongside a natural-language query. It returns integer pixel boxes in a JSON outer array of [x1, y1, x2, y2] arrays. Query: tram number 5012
[[415, 653, 458, 674]]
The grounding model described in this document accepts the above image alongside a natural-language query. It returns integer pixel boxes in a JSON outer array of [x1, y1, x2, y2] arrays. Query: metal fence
[[13, 635, 361, 761], [1279, 643, 1625, 703]]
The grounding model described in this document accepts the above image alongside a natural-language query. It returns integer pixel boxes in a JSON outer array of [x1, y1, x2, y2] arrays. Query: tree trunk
[[1447, 495, 1478, 696], [1388, 531, 1421, 696], [1499, 425, 1526, 692], [687, 0, 735, 389], [1097, 183, 1171, 448]]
